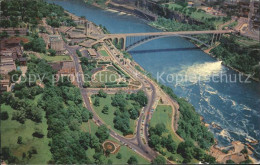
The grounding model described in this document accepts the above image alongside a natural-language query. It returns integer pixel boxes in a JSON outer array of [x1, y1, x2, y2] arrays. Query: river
[[47, 0, 260, 160]]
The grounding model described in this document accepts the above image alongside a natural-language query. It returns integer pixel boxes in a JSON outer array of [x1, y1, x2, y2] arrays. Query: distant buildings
[[0, 28, 27, 36], [0, 37, 27, 92]]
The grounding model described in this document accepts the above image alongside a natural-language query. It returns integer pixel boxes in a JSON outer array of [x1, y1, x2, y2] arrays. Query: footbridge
[[92, 30, 233, 51]]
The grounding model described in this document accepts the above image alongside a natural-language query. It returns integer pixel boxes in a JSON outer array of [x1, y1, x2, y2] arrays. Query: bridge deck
[[104, 30, 233, 38]]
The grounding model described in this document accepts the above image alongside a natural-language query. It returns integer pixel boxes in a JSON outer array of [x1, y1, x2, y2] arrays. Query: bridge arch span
[[125, 34, 210, 52]]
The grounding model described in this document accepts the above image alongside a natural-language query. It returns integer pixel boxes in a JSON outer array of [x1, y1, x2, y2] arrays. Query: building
[[50, 61, 76, 81], [0, 57, 16, 75], [87, 48, 98, 57], [0, 79, 10, 93], [0, 38, 24, 60], [0, 28, 27, 36], [49, 35, 65, 55]]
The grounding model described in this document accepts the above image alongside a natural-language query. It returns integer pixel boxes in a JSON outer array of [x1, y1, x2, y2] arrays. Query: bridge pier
[[211, 33, 215, 46], [122, 36, 126, 51]]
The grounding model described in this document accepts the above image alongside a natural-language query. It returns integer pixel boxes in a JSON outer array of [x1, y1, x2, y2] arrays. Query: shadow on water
[[128, 47, 200, 54]]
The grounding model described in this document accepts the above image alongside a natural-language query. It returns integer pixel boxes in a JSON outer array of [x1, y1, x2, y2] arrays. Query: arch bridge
[[93, 30, 233, 51]]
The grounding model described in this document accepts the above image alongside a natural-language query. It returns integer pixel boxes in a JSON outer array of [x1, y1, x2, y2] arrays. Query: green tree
[[107, 159, 113, 164], [226, 159, 235, 164], [17, 136, 23, 144], [48, 49, 56, 56], [98, 89, 107, 98], [94, 97, 100, 107], [76, 49, 82, 57], [116, 153, 122, 159], [95, 125, 109, 143], [32, 127, 44, 138], [127, 156, 138, 165], [155, 123, 166, 136], [0, 111, 9, 120], [148, 134, 161, 148], [102, 105, 109, 114], [152, 155, 166, 165]]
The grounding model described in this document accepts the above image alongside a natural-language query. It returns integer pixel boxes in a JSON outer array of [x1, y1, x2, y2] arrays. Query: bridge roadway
[[102, 30, 233, 38]]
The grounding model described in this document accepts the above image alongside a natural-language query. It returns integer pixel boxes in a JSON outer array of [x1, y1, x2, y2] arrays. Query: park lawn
[[222, 21, 238, 29], [84, 120, 149, 164], [1, 104, 52, 164], [150, 105, 181, 144], [39, 53, 71, 62], [91, 95, 137, 136], [95, 70, 119, 83], [165, 3, 224, 27], [150, 105, 185, 163], [98, 50, 109, 57], [235, 36, 259, 47]]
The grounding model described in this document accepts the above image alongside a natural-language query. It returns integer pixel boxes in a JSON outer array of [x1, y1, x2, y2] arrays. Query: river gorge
[[47, 0, 260, 160]]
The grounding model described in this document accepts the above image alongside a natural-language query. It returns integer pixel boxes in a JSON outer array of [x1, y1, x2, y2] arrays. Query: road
[[65, 44, 159, 162]]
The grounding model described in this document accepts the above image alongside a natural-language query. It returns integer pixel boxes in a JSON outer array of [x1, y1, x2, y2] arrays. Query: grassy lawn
[[98, 50, 109, 57], [150, 105, 184, 162], [150, 105, 181, 144], [39, 53, 71, 62], [95, 70, 119, 83], [164, 3, 224, 27], [222, 21, 238, 29], [235, 36, 259, 47], [83, 120, 149, 164], [1, 103, 51, 164], [91, 95, 137, 136]]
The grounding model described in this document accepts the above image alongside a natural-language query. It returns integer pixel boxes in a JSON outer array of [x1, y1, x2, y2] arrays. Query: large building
[[49, 35, 65, 55]]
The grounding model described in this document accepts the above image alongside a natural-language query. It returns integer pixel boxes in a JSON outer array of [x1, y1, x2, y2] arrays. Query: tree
[[135, 90, 148, 106], [32, 127, 44, 138], [127, 156, 138, 165], [12, 111, 26, 124], [1, 111, 9, 120], [30, 108, 43, 123], [95, 125, 109, 143], [148, 134, 161, 148], [203, 154, 216, 163], [226, 159, 235, 164], [94, 97, 100, 107], [152, 155, 166, 165], [76, 49, 82, 57], [17, 136, 23, 144], [48, 49, 56, 56], [177, 140, 195, 162], [98, 89, 107, 98], [79, 132, 91, 150], [80, 57, 89, 65], [129, 108, 139, 120], [107, 159, 113, 165], [24, 36, 46, 53], [194, 147, 204, 161], [105, 150, 111, 157], [155, 123, 166, 136], [102, 105, 109, 114], [93, 152, 105, 164], [116, 153, 122, 159]]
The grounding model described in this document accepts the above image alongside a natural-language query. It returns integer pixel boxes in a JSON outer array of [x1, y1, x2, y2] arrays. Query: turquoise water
[[47, 0, 260, 159]]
